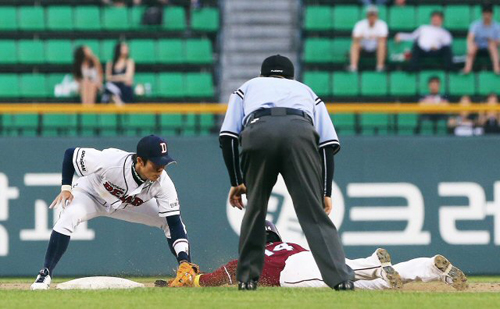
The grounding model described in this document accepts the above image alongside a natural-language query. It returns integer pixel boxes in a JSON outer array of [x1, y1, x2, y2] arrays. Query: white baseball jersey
[[71, 147, 180, 217]]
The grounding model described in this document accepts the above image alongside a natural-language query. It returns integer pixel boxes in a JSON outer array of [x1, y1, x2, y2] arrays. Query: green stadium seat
[[331, 113, 356, 135], [130, 6, 146, 30], [20, 74, 48, 98], [0, 74, 20, 97], [417, 5, 443, 26], [361, 72, 388, 96], [452, 38, 467, 56], [419, 71, 446, 95], [390, 72, 417, 96], [388, 40, 413, 63], [18, 40, 45, 64], [46, 40, 73, 64], [103, 7, 129, 30], [135, 73, 158, 97], [182, 114, 197, 136], [0, 41, 18, 64], [80, 113, 98, 137], [42, 114, 77, 137], [47, 6, 73, 31], [199, 114, 215, 135], [81, 114, 118, 137], [163, 6, 186, 31], [160, 114, 183, 136], [100, 40, 116, 62], [47, 74, 66, 97], [397, 114, 418, 135], [332, 39, 351, 63], [360, 114, 391, 136], [448, 73, 475, 96], [75, 7, 102, 31], [122, 114, 157, 136], [478, 72, 500, 95], [388, 6, 416, 31], [303, 38, 333, 63], [0, 7, 17, 31], [158, 39, 184, 64], [444, 6, 472, 30], [19, 6, 45, 30], [333, 6, 360, 31], [74, 40, 101, 59], [304, 6, 333, 31], [3, 114, 38, 137], [130, 40, 157, 64], [185, 73, 214, 98], [420, 119, 447, 136], [303, 71, 331, 97], [332, 72, 359, 97], [158, 73, 184, 98], [185, 39, 213, 64], [191, 7, 220, 32]]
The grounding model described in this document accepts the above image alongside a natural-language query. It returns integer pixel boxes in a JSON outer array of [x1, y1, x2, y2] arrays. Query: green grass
[[1, 277, 500, 309]]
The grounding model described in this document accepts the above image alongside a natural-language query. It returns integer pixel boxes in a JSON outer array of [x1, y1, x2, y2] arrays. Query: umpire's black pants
[[236, 111, 354, 288]]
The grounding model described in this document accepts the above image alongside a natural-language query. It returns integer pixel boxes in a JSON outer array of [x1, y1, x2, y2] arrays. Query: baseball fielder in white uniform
[[31, 135, 191, 290]]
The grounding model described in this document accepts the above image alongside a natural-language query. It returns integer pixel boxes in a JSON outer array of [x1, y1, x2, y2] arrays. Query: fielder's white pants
[[53, 189, 170, 238]]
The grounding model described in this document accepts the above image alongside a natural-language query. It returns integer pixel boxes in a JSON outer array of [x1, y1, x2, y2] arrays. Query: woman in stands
[[102, 42, 135, 105], [73, 46, 103, 105]]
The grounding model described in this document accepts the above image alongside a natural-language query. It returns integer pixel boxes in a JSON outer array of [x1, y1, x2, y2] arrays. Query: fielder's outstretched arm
[[165, 215, 191, 263]]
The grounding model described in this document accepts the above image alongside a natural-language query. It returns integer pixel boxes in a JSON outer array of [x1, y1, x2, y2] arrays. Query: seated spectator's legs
[[350, 38, 362, 71], [376, 37, 387, 71], [439, 45, 453, 71], [487, 39, 500, 74], [464, 41, 478, 74], [80, 79, 98, 105], [410, 43, 424, 72]]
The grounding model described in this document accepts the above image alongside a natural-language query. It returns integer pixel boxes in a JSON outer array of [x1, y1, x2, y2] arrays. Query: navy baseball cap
[[260, 54, 294, 79], [136, 135, 175, 166]]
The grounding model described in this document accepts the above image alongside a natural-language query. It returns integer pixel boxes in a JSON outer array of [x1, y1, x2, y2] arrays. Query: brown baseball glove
[[168, 262, 200, 287]]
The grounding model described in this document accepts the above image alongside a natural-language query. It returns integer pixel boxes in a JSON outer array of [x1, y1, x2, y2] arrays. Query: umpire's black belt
[[245, 107, 313, 126]]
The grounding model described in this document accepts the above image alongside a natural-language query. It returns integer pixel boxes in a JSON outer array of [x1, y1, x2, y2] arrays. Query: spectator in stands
[[479, 93, 500, 133], [361, 0, 405, 5], [73, 46, 103, 105], [396, 11, 453, 71], [463, 4, 500, 74], [419, 76, 449, 123], [102, 42, 135, 105], [448, 96, 480, 136], [349, 5, 388, 72]]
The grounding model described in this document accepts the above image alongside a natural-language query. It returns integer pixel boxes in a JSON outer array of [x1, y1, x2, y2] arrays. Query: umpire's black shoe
[[238, 280, 258, 290], [334, 280, 355, 291]]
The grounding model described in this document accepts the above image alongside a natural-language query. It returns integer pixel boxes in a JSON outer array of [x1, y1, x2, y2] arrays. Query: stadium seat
[[100, 40, 116, 62], [185, 39, 213, 64], [360, 114, 391, 136], [103, 7, 129, 30], [388, 6, 416, 31], [74, 40, 101, 59], [332, 72, 359, 97], [333, 6, 360, 31], [158, 73, 184, 98], [20, 74, 48, 98], [389, 72, 417, 96], [160, 114, 183, 136], [452, 38, 467, 57], [122, 114, 157, 136], [332, 39, 351, 63], [183, 114, 198, 136], [417, 5, 443, 26], [46, 40, 73, 64], [444, 6, 472, 30], [420, 119, 447, 136], [47, 74, 66, 97], [130, 40, 157, 64], [303, 71, 331, 97], [199, 114, 215, 135], [478, 72, 500, 95], [361, 72, 388, 96], [191, 7, 220, 32], [158, 39, 184, 64], [75, 7, 102, 30], [130, 6, 146, 30], [185, 73, 214, 98], [375, 6, 387, 21], [448, 73, 475, 96], [419, 71, 446, 95], [0, 7, 17, 31], [163, 6, 186, 31], [19, 6, 45, 30], [135, 73, 158, 97], [42, 114, 78, 137], [0, 41, 18, 64], [0, 74, 20, 98], [3, 114, 38, 136], [304, 6, 333, 31], [18, 40, 45, 64], [397, 114, 418, 135], [81, 114, 119, 136], [331, 113, 356, 135], [303, 39, 333, 63], [47, 6, 73, 31]]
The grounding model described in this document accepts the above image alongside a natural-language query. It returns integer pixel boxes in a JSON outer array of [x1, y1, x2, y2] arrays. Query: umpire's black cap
[[137, 135, 176, 166], [261, 54, 294, 79]]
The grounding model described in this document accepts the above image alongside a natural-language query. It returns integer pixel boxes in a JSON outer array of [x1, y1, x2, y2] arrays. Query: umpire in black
[[219, 55, 354, 290]]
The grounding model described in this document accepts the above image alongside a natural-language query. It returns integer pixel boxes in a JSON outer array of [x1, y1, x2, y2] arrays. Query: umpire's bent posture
[[219, 55, 354, 291]]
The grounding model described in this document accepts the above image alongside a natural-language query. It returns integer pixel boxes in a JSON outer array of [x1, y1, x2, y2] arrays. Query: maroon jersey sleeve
[[199, 259, 238, 287], [260, 242, 307, 286]]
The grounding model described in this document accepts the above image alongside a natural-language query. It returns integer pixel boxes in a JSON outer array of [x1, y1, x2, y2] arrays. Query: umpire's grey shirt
[[220, 77, 340, 151]]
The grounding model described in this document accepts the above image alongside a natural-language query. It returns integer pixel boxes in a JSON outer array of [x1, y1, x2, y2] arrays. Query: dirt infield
[[2, 281, 500, 292]]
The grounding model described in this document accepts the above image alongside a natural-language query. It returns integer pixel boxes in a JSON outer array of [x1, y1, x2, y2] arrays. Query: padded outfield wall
[[0, 136, 499, 276]]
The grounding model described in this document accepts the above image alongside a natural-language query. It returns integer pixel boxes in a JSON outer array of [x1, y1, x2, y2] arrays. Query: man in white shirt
[[350, 5, 388, 72], [396, 11, 453, 71]]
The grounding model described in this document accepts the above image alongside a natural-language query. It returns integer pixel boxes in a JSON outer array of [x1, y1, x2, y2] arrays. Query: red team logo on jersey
[[103, 181, 145, 206]]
